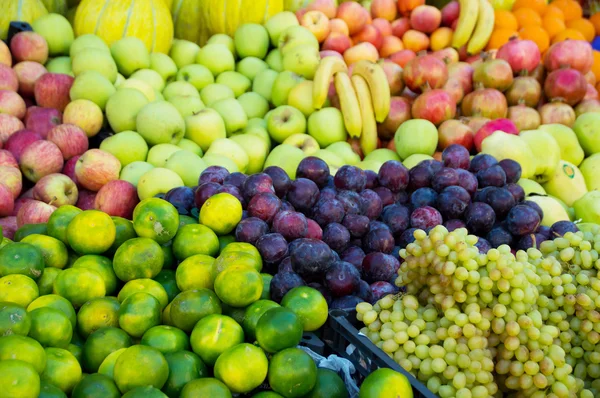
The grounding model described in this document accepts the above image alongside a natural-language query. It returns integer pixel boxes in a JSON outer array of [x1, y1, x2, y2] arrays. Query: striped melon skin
[[0, 0, 48, 40], [74, 0, 174, 53]]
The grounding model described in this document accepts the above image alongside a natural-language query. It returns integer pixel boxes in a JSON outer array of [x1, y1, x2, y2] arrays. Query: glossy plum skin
[[362, 252, 401, 283], [199, 166, 229, 184], [235, 217, 269, 245], [195, 182, 221, 208], [165, 186, 195, 215], [272, 211, 308, 241], [334, 166, 367, 192], [286, 178, 321, 214], [263, 166, 291, 198], [247, 192, 282, 224], [256, 233, 289, 266], [325, 261, 361, 297], [270, 271, 305, 302], [243, 173, 275, 201], [296, 157, 330, 188]]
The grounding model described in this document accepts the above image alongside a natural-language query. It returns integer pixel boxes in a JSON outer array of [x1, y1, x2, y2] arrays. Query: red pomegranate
[[437, 119, 474, 151], [443, 78, 465, 104], [473, 58, 514, 92], [411, 89, 456, 125], [464, 116, 490, 133], [585, 71, 597, 86], [530, 64, 546, 85], [448, 62, 474, 94], [461, 88, 508, 119], [544, 40, 593, 74], [584, 84, 598, 100], [505, 76, 542, 107], [381, 60, 405, 95], [402, 54, 449, 92], [575, 99, 600, 116], [474, 118, 518, 152], [543, 68, 587, 106], [378, 97, 412, 139], [507, 104, 541, 131], [495, 39, 541, 75], [432, 48, 459, 65], [539, 102, 576, 127]]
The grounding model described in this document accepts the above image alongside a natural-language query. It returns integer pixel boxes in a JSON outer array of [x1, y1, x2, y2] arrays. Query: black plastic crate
[[323, 309, 438, 398]]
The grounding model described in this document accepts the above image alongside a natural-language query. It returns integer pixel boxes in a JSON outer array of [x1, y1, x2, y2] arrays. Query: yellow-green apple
[[147, 144, 182, 167], [163, 81, 200, 101], [326, 141, 361, 165], [13, 61, 47, 97], [0, 114, 24, 142], [94, 180, 139, 218], [207, 34, 236, 57], [288, 81, 321, 117], [210, 98, 248, 136], [517, 178, 546, 196], [265, 11, 299, 47], [45, 56, 73, 76], [0, 184, 13, 217], [120, 161, 154, 187], [312, 149, 345, 174], [279, 26, 319, 56], [47, 124, 89, 160], [230, 133, 269, 174], [33, 73, 74, 112], [236, 57, 269, 81], [69, 70, 116, 110], [5, 130, 42, 161], [322, 32, 353, 54], [205, 138, 250, 173], [237, 92, 269, 119], [105, 88, 149, 133], [266, 49, 284, 72], [24, 106, 61, 138], [243, 121, 271, 149], [252, 69, 279, 102], [19, 140, 64, 182], [130, 69, 165, 92], [62, 155, 80, 185], [216, 71, 251, 97], [176, 64, 214, 91], [118, 79, 155, 101], [579, 153, 600, 191], [0, 90, 26, 119], [307, 107, 346, 147], [301, 11, 331, 43], [184, 108, 227, 152], [71, 48, 118, 83], [136, 101, 186, 146], [271, 71, 304, 107], [177, 138, 203, 156], [344, 42, 379, 64], [169, 39, 201, 69], [282, 44, 320, 79], [168, 95, 204, 119], [200, 83, 235, 106], [519, 129, 560, 183], [33, 173, 78, 206], [115, 73, 126, 86], [69, 34, 110, 58], [0, 165, 22, 198], [137, 167, 184, 200], [75, 149, 121, 191], [234, 23, 270, 59], [100, 131, 149, 167], [481, 132, 536, 180], [110, 37, 150, 77], [63, 99, 103, 137], [165, 150, 207, 187], [364, 148, 401, 164], [76, 189, 97, 210], [394, 119, 438, 160], [402, 154, 433, 169], [0, 64, 19, 91], [330, 18, 350, 36], [0, 149, 18, 168], [357, 159, 384, 173], [149, 52, 178, 82], [196, 44, 235, 77], [31, 13, 74, 56], [538, 124, 585, 166], [16, 200, 56, 227], [10, 32, 49, 64], [263, 144, 305, 179], [282, 133, 320, 155], [573, 113, 600, 156], [267, 105, 307, 143], [202, 154, 239, 173], [0, 41, 10, 67]]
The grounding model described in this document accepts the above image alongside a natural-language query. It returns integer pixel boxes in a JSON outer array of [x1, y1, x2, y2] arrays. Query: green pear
[[271, 71, 304, 107], [230, 133, 270, 174], [130, 69, 165, 92], [312, 149, 344, 175], [168, 95, 205, 118], [538, 124, 585, 166], [481, 131, 536, 180], [105, 88, 149, 133], [210, 98, 248, 136], [169, 39, 200, 68], [202, 154, 239, 173], [364, 148, 401, 164], [120, 161, 155, 187], [72, 48, 118, 83], [526, 195, 571, 227], [70, 34, 110, 58], [136, 101, 186, 146], [517, 178, 546, 196], [519, 129, 561, 183], [579, 153, 600, 191], [402, 154, 434, 169], [573, 113, 600, 156], [573, 191, 600, 224], [45, 56, 73, 75], [111, 37, 150, 77], [204, 138, 249, 173], [200, 84, 235, 106], [216, 71, 252, 98], [147, 144, 183, 167], [163, 81, 200, 100], [326, 142, 361, 166], [177, 138, 203, 157], [542, 160, 588, 206], [150, 52, 178, 82], [265, 49, 283, 72], [176, 64, 214, 91], [263, 144, 305, 179], [236, 57, 269, 81], [165, 150, 207, 187], [70, 70, 116, 110], [237, 92, 269, 119]]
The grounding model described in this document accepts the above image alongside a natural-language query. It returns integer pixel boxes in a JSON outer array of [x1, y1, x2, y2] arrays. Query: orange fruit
[[593, 51, 600, 83], [512, 0, 546, 15], [551, 28, 586, 44], [513, 8, 542, 28], [566, 18, 596, 42], [519, 25, 550, 53], [590, 12, 600, 35], [551, 0, 582, 22], [543, 15, 566, 39], [487, 29, 519, 50], [543, 4, 564, 20], [494, 10, 519, 31]]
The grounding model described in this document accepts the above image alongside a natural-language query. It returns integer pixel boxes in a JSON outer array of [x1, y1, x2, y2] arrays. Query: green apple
[[579, 153, 600, 191], [326, 141, 361, 165], [200, 83, 235, 106], [237, 92, 269, 119], [202, 154, 239, 173], [271, 71, 304, 107], [357, 160, 384, 173], [210, 98, 248, 136], [520, 130, 560, 183], [154, 90, 164, 102], [45, 56, 73, 75], [163, 81, 200, 100], [234, 23, 270, 59], [205, 138, 249, 173], [278, 26, 319, 56], [265, 49, 284, 72], [165, 150, 207, 187], [32, 13, 74, 56], [517, 178, 546, 196], [394, 119, 438, 161], [246, 117, 268, 130], [110, 37, 150, 77], [169, 39, 200, 68], [137, 167, 184, 200], [263, 144, 305, 179], [136, 101, 186, 146], [573, 113, 600, 156], [231, 133, 270, 174], [265, 11, 300, 47], [538, 124, 585, 166], [168, 95, 205, 118], [244, 127, 271, 150], [176, 64, 214, 91], [115, 73, 126, 86], [288, 80, 323, 117], [402, 154, 433, 169], [120, 161, 155, 187], [207, 34, 236, 58], [527, 195, 571, 227], [147, 144, 183, 167], [119, 78, 156, 102], [100, 131, 149, 167], [216, 71, 251, 97], [70, 70, 116, 110], [150, 52, 178, 82], [282, 44, 320, 80], [177, 138, 203, 157], [105, 88, 149, 133], [308, 107, 346, 147], [196, 44, 235, 77], [236, 57, 269, 81], [312, 149, 344, 174], [72, 48, 118, 83], [70, 34, 110, 58], [542, 160, 588, 207], [130, 69, 165, 92], [252, 69, 279, 102], [364, 148, 401, 164], [267, 105, 307, 143], [184, 108, 227, 152], [574, 190, 600, 224], [282, 134, 320, 156]]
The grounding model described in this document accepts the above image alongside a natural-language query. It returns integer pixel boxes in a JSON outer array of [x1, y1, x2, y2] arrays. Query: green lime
[[0, 301, 31, 336], [153, 270, 180, 302], [41, 347, 82, 394], [214, 343, 268, 394], [72, 255, 117, 295], [0, 359, 40, 397], [82, 327, 132, 373], [67, 210, 116, 255], [252, 393, 284, 398], [118, 292, 162, 338], [118, 278, 169, 310], [269, 348, 317, 398], [97, 348, 127, 379], [67, 344, 82, 364], [162, 303, 173, 326], [113, 345, 169, 393], [214, 265, 263, 307], [141, 325, 190, 354], [122, 386, 168, 398], [172, 224, 219, 260], [28, 307, 72, 348], [0, 237, 11, 249], [163, 350, 209, 398], [13, 223, 47, 242], [220, 242, 262, 267], [281, 286, 328, 332], [47, 206, 81, 245], [0, 335, 46, 373], [53, 267, 106, 308], [358, 368, 413, 398], [218, 234, 236, 252], [27, 295, 77, 330], [76, 297, 120, 338], [0, 241, 45, 280], [37, 267, 62, 295], [132, 198, 180, 244], [180, 378, 232, 398], [190, 314, 244, 366], [67, 251, 80, 267], [71, 373, 120, 398], [212, 251, 261, 276], [21, 234, 68, 269], [179, 215, 197, 227], [200, 193, 242, 235], [256, 307, 303, 353], [175, 254, 215, 291], [221, 303, 247, 324], [243, 299, 280, 342], [160, 242, 176, 270], [113, 237, 164, 282], [108, 216, 137, 255], [260, 273, 272, 300], [304, 368, 348, 398], [39, 380, 67, 398], [0, 274, 39, 307], [169, 289, 222, 332]]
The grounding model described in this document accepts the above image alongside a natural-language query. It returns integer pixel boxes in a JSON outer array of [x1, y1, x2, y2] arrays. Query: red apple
[[0, 64, 18, 92], [33, 73, 74, 112], [389, 49, 416, 67], [25, 106, 62, 138], [0, 90, 26, 119], [12, 197, 35, 217], [352, 25, 384, 50], [372, 18, 393, 36], [371, 0, 397, 21], [33, 173, 79, 206], [344, 42, 379, 65], [329, 18, 350, 36], [16, 200, 56, 227], [4, 129, 43, 162], [75, 149, 121, 191], [47, 124, 89, 160], [0, 114, 25, 143], [13, 61, 47, 97], [19, 140, 64, 183], [10, 32, 49, 64], [62, 155, 80, 185], [437, 119, 474, 151], [94, 180, 139, 219], [410, 5, 442, 34], [0, 41, 11, 67], [301, 10, 331, 43], [0, 184, 14, 217], [320, 50, 345, 60], [0, 216, 17, 239], [380, 36, 404, 58], [336, 2, 369, 35], [0, 149, 18, 168], [76, 189, 97, 210], [391, 18, 410, 38], [322, 32, 353, 54], [306, 0, 337, 19]]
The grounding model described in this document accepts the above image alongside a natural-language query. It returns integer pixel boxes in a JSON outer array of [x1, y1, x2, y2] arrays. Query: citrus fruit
[[551, 28, 586, 43], [0, 302, 31, 336], [256, 307, 303, 353], [268, 348, 318, 398], [163, 350, 209, 397], [53, 267, 106, 308], [212, 251, 261, 276], [180, 378, 232, 398], [261, 273, 272, 299], [566, 18, 596, 42], [37, 268, 62, 295], [108, 216, 137, 254], [214, 343, 269, 394], [67, 210, 116, 254], [591, 12, 600, 35], [118, 292, 162, 338], [518, 25, 549, 52], [252, 393, 284, 398], [243, 299, 280, 342], [281, 286, 328, 332], [132, 198, 180, 244], [122, 386, 169, 398], [190, 314, 244, 366], [113, 237, 164, 282], [0, 274, 39, 307], [542, 15, 566, 39], [41, 347, 82, 394], [153, 270, 180, 302], [67, 344, 82, 364], [39, 380, 68, 398], [0, 335, 46, 373], [175, 254, 216, 291], [47, 205, 82, 245], [358, 368, 413, 398], [303, 368, 348, 398], [162, 303, 173, 326], [98, 347, 127, 379], [27, 295, 77, 330], [71, 373, 120, 398], [14, 223, 48, 242], [172, 224, 220, 260], [218, 234, 236, 252], [29, 307, 73, 348], [113, 345, 169, 393], [0, 359, 40, 397], [76, 297, 120, 338], [67, 252, 80, 267], [21, 234, 68, 269], [141, 325, 190, 354], [200, 193, 243, 235], [0, 242, 45, 280], [513, 7, 542, 28], [169, 289, 222, 332], [179, 215, 198, 227], [82, 327, 132, 373], [72, 255, 117, 295], [220, 242, 262, 268], [486, 28, 518, 50], [222, 303, 247, 324], [118, 278, 169, 310], [551, 0, 582, 21], [512, 0, 546, 14], [0, 237, 10, 249], [161, 242, 176, 269], [214, 265, 263, 307]]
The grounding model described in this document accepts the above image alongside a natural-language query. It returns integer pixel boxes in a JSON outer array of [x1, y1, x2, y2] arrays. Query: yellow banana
[[466, 0, 495, 55], [350, 60, 390, 123], [335, 72, 362, 139], [351, 74, 377, 156], [451, 0, 480, 49], [312, 55, 348, 110]]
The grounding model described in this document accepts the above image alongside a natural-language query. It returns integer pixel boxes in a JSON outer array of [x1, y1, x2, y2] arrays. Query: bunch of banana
[[451, 0, 495, 55], [312, 57, 390, 155]]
